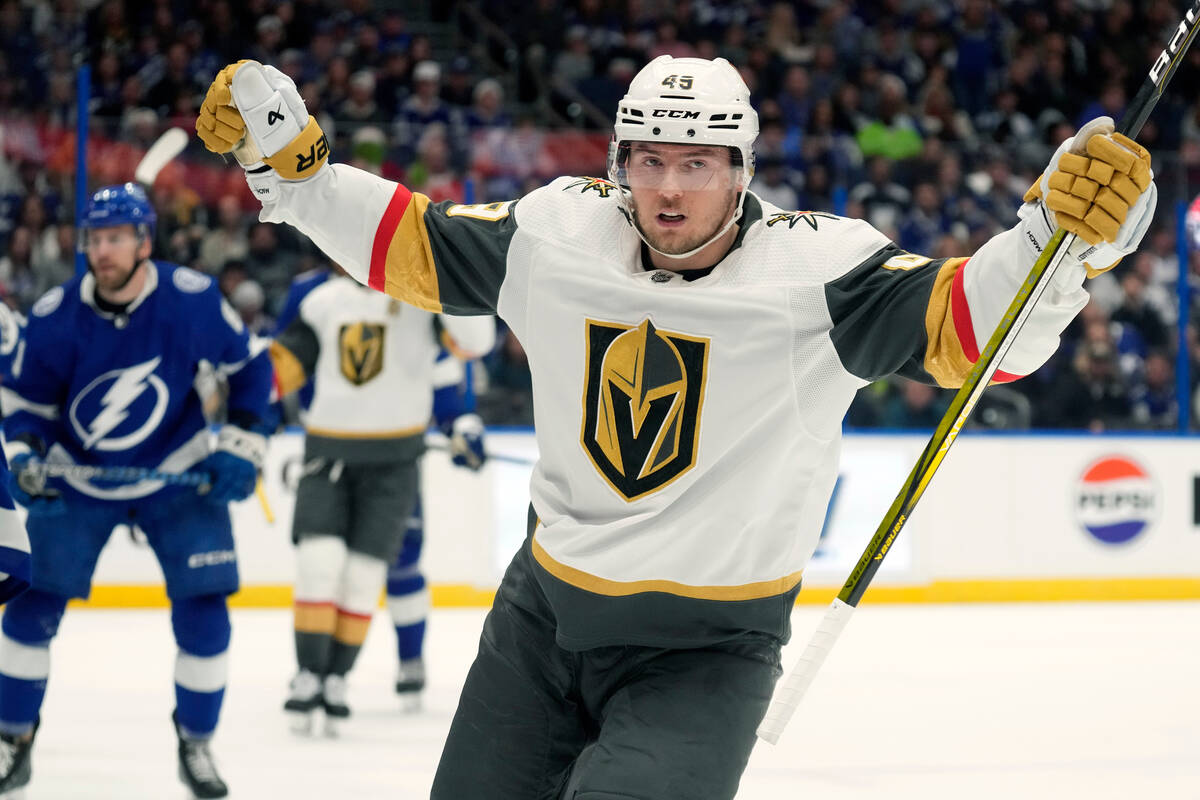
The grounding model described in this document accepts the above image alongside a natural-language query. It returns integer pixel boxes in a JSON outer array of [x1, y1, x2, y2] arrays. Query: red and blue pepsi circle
[[1075, 456, 1157, 545]]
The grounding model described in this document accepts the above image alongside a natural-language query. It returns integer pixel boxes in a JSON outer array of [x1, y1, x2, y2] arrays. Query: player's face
[[84, 224, 149, 292], [626, 143, 740, 257]]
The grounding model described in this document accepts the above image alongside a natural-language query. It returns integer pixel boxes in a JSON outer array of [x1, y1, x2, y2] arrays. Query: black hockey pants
[[430, 539, 782, 800]]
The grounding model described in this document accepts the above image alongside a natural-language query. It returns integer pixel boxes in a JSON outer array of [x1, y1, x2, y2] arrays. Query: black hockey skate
[[395, 658, 426, 712], [0, 721, 36, 798], [172, 711, 228, 799], [284, 669, 323, 735]]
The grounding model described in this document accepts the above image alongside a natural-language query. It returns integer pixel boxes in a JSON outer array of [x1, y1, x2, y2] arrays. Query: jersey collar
[[81, 260, 159, 319], [635, 192, 765, 284]]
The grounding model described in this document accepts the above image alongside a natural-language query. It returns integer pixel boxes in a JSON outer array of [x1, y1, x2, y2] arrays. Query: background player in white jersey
[[268, 267, 493, 732], [198, 57, 1156, 798], [0, 184, 272, 799], [273, 264, 489, 706]]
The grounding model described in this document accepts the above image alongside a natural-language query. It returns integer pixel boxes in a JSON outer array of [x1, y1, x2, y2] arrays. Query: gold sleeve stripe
[[294, 600, 336, 634], [531, 534, 803, 602], [922, 257, 1021, 388], [269, 341, 308, 397], [368, 184, 443, 312], [333, 609, 372, 645]]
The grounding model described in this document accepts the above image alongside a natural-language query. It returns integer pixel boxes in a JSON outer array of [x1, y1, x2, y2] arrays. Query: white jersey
[[264, 166, 1087, 648], [270, 274, 493, 461]]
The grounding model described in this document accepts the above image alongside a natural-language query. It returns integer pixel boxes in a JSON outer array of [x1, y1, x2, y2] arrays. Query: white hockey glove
[[196, 60, 329, 205], [448, 413, 487, 472], [1020, 116, 1157, 289]]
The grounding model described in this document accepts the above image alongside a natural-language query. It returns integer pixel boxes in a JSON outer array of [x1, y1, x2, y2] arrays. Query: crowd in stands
[[1, 0, 1199, 431]]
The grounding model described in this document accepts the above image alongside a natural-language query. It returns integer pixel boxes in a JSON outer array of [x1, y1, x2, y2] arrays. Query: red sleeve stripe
[[369, 184, 413, 292], [950, 260, 1021, 383]]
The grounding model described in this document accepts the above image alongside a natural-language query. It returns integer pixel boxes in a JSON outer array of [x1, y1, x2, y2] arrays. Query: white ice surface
[[19, 602, 1200, 799]]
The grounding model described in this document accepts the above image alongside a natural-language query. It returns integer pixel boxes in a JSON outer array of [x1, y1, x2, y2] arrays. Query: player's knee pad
[[1, 589, 69, 644], [295, 534, 347, 602], [170, 594, 231, 657], [338, 551, 387, 616]]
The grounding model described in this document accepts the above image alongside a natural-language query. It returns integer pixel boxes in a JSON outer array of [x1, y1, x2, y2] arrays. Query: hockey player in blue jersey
[[387, 348, 487, 708], [0, 458, 30, 613], [0, 303, 34, 607], [0, 183, 272, 799], [0, 303, 34, 608]]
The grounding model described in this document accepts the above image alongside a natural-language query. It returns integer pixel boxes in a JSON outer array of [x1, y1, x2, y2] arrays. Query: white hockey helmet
[[608, 56, 759, 258]]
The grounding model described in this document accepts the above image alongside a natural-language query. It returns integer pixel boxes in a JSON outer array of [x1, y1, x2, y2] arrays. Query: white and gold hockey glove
[[1021, 116, 1157, 284], [196, 60, 329, 205]]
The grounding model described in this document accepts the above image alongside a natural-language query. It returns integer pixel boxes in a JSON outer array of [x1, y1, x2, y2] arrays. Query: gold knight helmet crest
[[339, 322, 386, 385], [581, 318, 709, 501]]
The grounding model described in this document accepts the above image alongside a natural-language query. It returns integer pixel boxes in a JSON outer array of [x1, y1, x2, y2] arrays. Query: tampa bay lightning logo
[[69, 356, 170, 451]]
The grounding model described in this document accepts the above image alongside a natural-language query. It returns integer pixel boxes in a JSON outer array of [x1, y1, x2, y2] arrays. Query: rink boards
[[75, 430, 1200, 607]]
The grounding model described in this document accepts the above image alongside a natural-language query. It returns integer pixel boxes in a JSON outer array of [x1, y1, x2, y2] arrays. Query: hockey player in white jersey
[[267, 266, 493, 733], [198, 56, 1156, 798]]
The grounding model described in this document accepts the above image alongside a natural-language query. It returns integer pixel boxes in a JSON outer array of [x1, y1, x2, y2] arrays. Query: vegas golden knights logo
[[339, 322, 385, 385], [581, 318, 709, 501]]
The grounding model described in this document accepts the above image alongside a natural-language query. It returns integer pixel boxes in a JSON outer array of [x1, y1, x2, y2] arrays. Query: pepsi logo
[[1075, 455, 1157, 545]]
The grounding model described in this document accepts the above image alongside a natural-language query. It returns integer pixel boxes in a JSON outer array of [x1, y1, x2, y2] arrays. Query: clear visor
[[78, 225, 144, 253], [619, 144, 739, 192]]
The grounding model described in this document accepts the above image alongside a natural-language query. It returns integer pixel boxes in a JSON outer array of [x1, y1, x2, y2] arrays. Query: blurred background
[[2, 0, 1200, 433], [4, 9, 1198, 795]]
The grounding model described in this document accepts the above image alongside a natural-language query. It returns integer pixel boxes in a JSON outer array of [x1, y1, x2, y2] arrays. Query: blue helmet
[[80, 182, 156, 238]]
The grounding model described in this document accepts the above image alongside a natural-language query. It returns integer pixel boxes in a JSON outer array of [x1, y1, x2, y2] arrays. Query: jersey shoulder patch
[[171, 266, 213, 294], [561, 176, 618, 199], [762, 210, 842, 232], [31, 287, 64, 318]]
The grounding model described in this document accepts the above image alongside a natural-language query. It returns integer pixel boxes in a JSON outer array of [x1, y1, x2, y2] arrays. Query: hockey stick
[[757, 0, 1200, 746], [255, 477, 276, 523], [22, 463, 211, 491], [134, 127, 189, 186], [424, 439, 538, 467]]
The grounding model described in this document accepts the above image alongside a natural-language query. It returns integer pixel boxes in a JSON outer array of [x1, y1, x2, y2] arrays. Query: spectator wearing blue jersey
[[0, 183, 272, 799]]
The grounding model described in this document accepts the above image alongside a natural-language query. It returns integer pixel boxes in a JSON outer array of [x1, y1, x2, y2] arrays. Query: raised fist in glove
[[7, 452, 65, 516], [1023, 116, 1157, 277], [448, 414, 487, 472], [196, 60, 329, 202], [198, 426, 267, 505]]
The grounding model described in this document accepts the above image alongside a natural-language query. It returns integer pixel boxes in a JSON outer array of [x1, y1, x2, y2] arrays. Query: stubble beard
[[90, 259, 141, 296], [634, 192, 738, 256]]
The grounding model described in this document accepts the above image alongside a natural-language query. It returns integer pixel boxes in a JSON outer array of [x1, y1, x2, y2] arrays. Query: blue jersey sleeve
[[1, 292, 70, 456], [432, 348, 474, 430], [433, 383, 465, 429], [273, 286, 306, 336], [0, 451, 32, 603], [273, 269, 329, 335]]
